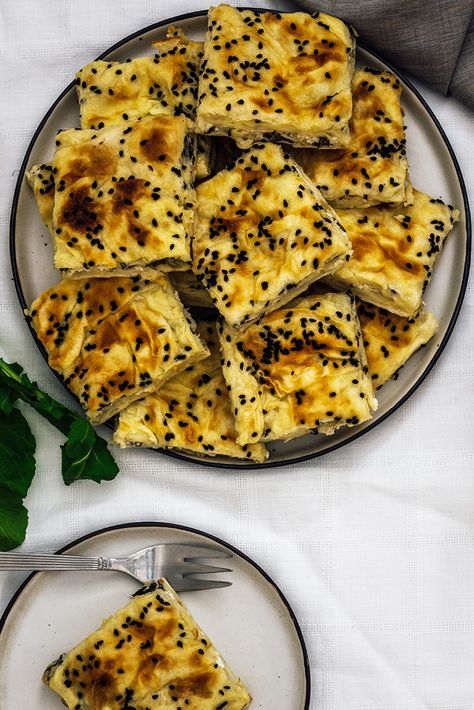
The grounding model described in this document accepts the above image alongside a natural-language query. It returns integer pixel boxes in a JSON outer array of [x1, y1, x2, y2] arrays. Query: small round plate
[[10, 10, 471, 468], [0, 522, 310, 709]]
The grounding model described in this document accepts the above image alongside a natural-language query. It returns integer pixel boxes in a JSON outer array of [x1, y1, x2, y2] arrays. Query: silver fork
[[0, 543, 233, 591]]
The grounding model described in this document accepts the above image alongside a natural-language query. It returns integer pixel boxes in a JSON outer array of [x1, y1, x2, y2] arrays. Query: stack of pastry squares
[[25, 4, 460, 462], [27, 27, 210, 280]]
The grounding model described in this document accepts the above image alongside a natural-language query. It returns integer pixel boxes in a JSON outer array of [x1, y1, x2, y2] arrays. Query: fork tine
[[183, 564, 233, 575], [150, 564, 232, 580], [166, 544, 233, 560], [170, 577, 232, 592]]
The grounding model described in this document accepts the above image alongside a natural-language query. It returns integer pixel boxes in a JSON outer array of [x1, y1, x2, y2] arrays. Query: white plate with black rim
[[9, 8, 471, 469], [0, 522, 310, 708]]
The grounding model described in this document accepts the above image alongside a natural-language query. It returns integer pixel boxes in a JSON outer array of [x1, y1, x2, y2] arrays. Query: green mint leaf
[[0, 358, 72, 435], [4, 362, 23, 377], [0, 487, 28, 551], [0, 357, 119, 482], [0, 357, 119, 550], [62, 417, 95, 458], [0, 384, 18, 414], [0, 408, 36, 498], [61, 418, 119, 486], [27, 388, 71, 431]]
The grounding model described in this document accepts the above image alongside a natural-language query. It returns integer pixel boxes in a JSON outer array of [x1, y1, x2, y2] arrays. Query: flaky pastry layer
[[115, 321, 267, 462], [293, 67, 411, 207], [44, 578, 251, 710], [196, 5, 355, 148], [28, 273, 208, 423], [218, 291, 377, 444], [193, 142, 352, 329], [326, 190, 459, 317], [357, 300, 438, 388]]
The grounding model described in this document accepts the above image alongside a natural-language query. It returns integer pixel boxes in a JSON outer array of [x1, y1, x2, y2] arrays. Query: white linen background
[[0, 1, 473, 708]]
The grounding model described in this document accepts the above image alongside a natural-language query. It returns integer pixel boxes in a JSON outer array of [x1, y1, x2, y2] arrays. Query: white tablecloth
[[1, 2, 473, 708]]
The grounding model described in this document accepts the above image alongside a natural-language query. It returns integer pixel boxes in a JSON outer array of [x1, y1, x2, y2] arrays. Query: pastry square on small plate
[[50, 113, 195, 277], [196, 4, 355, 148], [115, 321, 267, 462], [43, 578, 251, 710], [293, 67, 412, 208], [76, 27, 203, 128], [357, 300, 438, 388], [192, 142, 351, 329], [28, 273, 209, 424], [218, 291, 377, 445], [326, 189, 459, 317]]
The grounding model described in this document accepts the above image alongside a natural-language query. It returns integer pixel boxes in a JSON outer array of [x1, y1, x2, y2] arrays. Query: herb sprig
[[0, 358, 119, 550]]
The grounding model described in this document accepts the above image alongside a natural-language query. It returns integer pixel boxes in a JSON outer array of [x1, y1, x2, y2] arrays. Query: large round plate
[[0, 522, 310, 708], [10, 10, 471, 468]]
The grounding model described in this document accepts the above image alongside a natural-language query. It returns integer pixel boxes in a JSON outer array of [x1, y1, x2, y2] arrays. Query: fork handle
[[0, 553, 111, 571]]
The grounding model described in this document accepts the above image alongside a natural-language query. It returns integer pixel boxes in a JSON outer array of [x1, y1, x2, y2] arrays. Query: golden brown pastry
[[50, 114, 195, 277], [114, 321, 267, 462], [43, 578, 251, 710], [76, 28, 202, 129], [192, 142, 352, 329], [26, 163, 55, 233], [152, 29, 212, 181], [326, 190, 459, 317], [218, 291, 377, 444], [293, 67, 412, 207], [28, 273, 209, 424], [357, 300, 438, 388], [76, 28, 212, 180], [196, 4, 355, 148]]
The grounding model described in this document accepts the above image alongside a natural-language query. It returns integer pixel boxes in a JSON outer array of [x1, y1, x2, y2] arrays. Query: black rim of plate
[[9, 8, 471, 470], [0, 521, 312, 709]]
